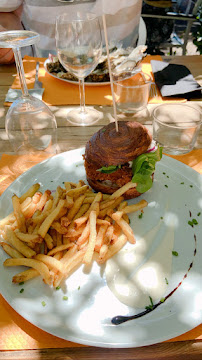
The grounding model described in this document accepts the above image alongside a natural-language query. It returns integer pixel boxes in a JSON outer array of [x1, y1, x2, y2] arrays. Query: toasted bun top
[[85, 121, 152, 167]]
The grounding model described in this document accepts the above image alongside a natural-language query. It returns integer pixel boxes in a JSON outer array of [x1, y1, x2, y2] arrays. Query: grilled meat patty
[[84, 121, 152, 199]]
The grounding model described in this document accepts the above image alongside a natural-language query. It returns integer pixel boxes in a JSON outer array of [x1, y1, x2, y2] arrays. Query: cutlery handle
[[35, 61, 40, 82]]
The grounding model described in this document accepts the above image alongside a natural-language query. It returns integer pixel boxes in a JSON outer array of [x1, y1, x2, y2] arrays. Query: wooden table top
[[0, 55, 201, 360]]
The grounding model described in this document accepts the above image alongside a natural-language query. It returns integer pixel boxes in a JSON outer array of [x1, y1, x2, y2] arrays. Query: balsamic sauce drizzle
[[111, 233, 197, 325]]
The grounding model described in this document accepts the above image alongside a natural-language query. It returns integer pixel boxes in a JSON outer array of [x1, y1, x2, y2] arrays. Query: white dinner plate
[[44, 59, 110, 86], [0, 149, 202, 348]]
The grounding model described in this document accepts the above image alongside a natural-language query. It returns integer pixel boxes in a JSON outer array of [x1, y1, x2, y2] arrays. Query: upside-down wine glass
[[56, 12, 102, 126], [0, 30, 57, 155]]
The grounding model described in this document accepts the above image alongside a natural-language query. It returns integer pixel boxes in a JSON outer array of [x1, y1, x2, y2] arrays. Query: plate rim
[[44, 59, 110, 87], [0, 149, 201, 348]]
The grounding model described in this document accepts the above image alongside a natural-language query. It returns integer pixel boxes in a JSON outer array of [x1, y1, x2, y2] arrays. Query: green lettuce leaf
[[97, 165, 120, 174], [132, 146, 163, 193]]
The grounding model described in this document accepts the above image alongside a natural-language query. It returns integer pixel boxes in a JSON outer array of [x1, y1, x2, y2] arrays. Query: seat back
[[137, 17, 147, 45]]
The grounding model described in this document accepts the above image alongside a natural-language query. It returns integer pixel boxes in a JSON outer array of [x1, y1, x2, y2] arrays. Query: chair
[[142, 0, 202, 55], [137, 17, 147, 45]]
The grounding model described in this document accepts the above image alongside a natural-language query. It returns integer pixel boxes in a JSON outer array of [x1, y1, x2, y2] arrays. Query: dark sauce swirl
[[111, 233, 197, 325]]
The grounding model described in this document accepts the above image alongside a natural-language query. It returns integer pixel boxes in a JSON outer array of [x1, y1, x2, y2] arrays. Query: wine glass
[[56, 12, 102, 126], [0, 30, 57, 155]]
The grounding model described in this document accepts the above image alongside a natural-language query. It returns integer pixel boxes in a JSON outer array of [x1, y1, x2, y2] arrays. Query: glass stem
[[13, 47, 29, 97], [79, 78, 86, 113]]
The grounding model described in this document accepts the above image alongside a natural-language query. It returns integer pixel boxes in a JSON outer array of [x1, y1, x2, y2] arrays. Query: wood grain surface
[[0, 341, 202, 360]]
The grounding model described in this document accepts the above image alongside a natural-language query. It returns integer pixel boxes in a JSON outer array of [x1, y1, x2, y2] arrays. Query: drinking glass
[[56, 12, 102, 126], [152, 104, 201, 155], [113, 72, 152, 113], [0, 30, 57, 155]]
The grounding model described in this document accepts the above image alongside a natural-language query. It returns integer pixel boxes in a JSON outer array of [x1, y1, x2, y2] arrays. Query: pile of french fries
[[0, 180, 148, 288]]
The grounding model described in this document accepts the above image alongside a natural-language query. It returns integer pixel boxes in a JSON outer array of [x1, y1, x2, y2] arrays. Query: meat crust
[[87, 177, 142, 200], [85, 121, 152, 167], [84, 121, 152, 199]]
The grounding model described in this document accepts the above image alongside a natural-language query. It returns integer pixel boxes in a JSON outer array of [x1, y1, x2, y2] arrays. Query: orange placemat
[[0, 150, 201, 350], [4, 55, 186, 107]]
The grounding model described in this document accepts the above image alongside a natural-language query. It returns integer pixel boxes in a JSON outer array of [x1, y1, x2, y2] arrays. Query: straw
[[102, 14, 118, 132]]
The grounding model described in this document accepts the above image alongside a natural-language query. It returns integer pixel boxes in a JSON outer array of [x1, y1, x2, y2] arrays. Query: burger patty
[[84, 159, 133, 187], [85, 121, 152, 168]]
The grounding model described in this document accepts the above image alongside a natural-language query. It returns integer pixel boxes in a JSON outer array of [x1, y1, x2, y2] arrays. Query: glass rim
[[56, 12, 98, 23], [113, 73, 152, 89], [152, 103, 202, 129], [0, 30, 40, 48]]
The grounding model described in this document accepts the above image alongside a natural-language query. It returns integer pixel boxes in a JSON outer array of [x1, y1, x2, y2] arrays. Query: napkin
[[0, 150, 202, 350], [4, 55, 187, 107], [151, 60, 202, 98], [5, 88, 44, 102]]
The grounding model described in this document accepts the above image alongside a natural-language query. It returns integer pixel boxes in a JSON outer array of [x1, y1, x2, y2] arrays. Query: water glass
[[113, 72, 152, 113], [152, 104, 201, 155]]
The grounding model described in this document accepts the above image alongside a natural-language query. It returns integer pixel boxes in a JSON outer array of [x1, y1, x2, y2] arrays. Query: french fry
[[76, 220, 90, 246], [66, 195, 74, 209], [122, 213, 130, 224], [19, 183, 40, 203], [0, 197, 33, 229], [0, 213, 16, 228], [53, 248, 85, 287], [74, 192, 102, 226], [36, 190, 51, 211], [96, 219, 111, 226], [98, 244, 109, 262], [51, 221, 69, 235], [118, 201, 128, 211], [83, 211, 97, 265], [38, 199, 66, 238], [14, 230, 42, 243], [111, 212, 136, 244], [12, 268, 39, 283], [43, 198, 53, 213], [99, 196, 124, 218], [47, 243, 73, 256], [77, 180, 86, 187], [63, 224, 86, 240], [73, 203, 90, 220], [12, 195, 26, 232], [104, 225, 114, 245], [35, 254, 64, 273], [52, 186, 64, 210], [60, 216, 71, 228], [83, 197, 95, 204], [56, 231, 63, 246], [55, 207, 67, 221], [5, 227, 36, 258], [94, 223, 109, 252], [60, 244, 78, 265], [4, 258, 51, 284], [49, 229, 57, 247], [23, 198, 41, 219], [122, 199, 148, 214], [110, 182, 137, 199], [66, 185, 89, 198], [0, 242, 24, 258], [44, 233, 54, 249], [32, 192, 43, 204], [100, 199, 116, 210], [67, 194, 86, 221], [1, 177, 148, 289], [64, 182, 71, 191], [98, 234, 127, 264]]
